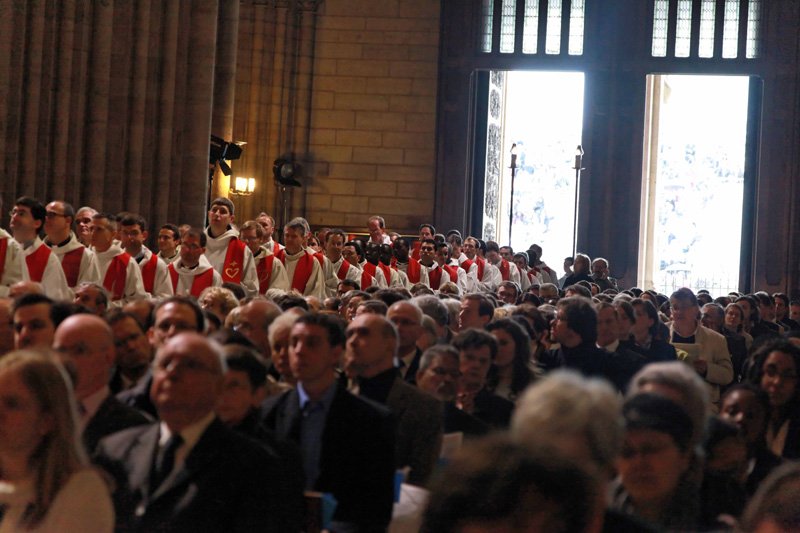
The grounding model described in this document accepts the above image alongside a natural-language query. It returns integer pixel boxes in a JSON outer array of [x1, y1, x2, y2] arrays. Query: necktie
[[151, 434, 183, 491]]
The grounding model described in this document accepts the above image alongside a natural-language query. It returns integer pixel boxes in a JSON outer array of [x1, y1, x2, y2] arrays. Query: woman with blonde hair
[[0, 351, 113, 532]]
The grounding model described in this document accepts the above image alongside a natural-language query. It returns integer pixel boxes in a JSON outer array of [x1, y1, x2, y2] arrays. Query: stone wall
[[304, 0, 440, 233]]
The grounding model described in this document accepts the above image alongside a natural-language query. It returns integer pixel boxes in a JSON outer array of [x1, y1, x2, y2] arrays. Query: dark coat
[[94, 418, 301, 532], [262, 383, 396, 533], [83, 394, 152, 454]]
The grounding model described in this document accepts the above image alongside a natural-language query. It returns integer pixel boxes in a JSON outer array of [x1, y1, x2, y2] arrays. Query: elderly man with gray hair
[[274, 217, 326, 299]]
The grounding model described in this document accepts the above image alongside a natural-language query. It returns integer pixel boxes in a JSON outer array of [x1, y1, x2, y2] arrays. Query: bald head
[[53, 314, 115, 400], [151, 333, 225, 431], [345, 313, 398, 378]]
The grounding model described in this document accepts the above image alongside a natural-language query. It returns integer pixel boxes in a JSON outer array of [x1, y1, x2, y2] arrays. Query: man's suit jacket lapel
[[125, 424, 161, 501], [273, 389, 302, 441], [150, 418, 227, 501]]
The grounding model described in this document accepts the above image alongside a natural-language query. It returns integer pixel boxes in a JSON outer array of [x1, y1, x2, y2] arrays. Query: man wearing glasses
[[43, 200, 95, 290], [0, 194, 22, 297], [10, 196, 70, 300]]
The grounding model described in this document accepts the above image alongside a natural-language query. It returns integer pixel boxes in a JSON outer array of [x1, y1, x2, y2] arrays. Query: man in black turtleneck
[[345, 313, 443, 487], [538, 296, 610, 379]]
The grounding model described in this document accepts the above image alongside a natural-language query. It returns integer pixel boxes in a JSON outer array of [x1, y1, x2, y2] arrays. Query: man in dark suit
[[345, 312, 443, 486], [387, 300, 425, 384], [453, 328, 514, 428], [117, 296, 206, 418], [416, 344, 488, 436], [262, 313, 396, 532], [95, 332, 301, 532], [52, 314, 150, 453]]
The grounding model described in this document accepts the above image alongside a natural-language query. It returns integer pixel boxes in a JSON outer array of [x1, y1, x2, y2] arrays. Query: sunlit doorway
[[480, 71, 585, 270], [639, 75, 750, 295]]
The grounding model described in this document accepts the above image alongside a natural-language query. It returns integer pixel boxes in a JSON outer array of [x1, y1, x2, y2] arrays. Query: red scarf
[[410, 241, 421, 261], [257, 255, 275, 294], [378, 262, 392, 286], [498, 259, 510, 281], [442, 264, 458, 282], [475, 257, 486, 280], [60, 247, 84, 287], [168, 263, 214, 298], [290, 252, 315, 293], [0, 238, 7, 281], [428, 266, 442, 290], [222, 239, 246, 283], [25, 245, 52, 283], [361, 269, 373, 289], [336, 259, 352, 280], [103, 253, 131, 300], [141, 253, 159, 293], [406, 258, 422, 284]]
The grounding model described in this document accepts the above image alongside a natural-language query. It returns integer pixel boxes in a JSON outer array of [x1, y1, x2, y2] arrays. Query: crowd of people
[[1, 194, 800, 532]]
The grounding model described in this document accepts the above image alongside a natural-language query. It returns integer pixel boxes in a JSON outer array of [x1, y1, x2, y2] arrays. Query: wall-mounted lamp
[[230, 176, 256, 196]]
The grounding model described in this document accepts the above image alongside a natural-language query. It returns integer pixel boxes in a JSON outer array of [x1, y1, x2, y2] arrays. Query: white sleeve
[[43, 253, 73, 301], [152, 260, 174, 299], [78, 249, 97, 285], [269, 258, 290, 291], [302, 259, 327, 300], [0, 239, 23, 296], [121, 260, 147, 305], [240, 246, 260, 298], [44, 469, 114, 533]]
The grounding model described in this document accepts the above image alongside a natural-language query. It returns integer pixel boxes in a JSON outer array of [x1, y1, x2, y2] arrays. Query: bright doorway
[[639, 75, 750, 295], [480, 70, 585, 270]]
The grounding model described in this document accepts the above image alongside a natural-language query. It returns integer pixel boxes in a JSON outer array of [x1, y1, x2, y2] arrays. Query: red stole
[[461, 258, 474, 273], [168, 263, 214, 298], [313, 252, 325, 267], [141, 253, 159, 293], [498, 259, 510, 281], [25, 245, 52, 283], [406, 258, 422, 284], [60, 247, 84, 287], [527, 270, 538, 283], [336, 259, 352, 280], [0, 238, 7, 280], [442, 264, 458, 282], [378, 262, 392, 286], [275, 248, 286, 264], [360, 269, 373, 289], [475, 257, 486, 280], [272, 241, 281, 255], [410, 241, 421, 261], [428, 266, 442, 290], [290, 252, 315, 293], [257, 255, 275, 294], [222, 239, 246, 283], [103, 253, 131, 300], [362, 262, 378, 281]]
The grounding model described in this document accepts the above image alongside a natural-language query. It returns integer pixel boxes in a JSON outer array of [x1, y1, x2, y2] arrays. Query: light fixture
[[230, 176, 256, 196], [273, 158, 302, 187]]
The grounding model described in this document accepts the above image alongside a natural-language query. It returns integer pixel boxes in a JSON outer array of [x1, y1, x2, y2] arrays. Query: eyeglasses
[[764, 365, 798, 381], [155, 357, 216, 374], [430, 367, 461, 379], [45, 211, 69, 219]]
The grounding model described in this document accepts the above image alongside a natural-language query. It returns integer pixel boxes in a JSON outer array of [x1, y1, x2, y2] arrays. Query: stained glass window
[[500, 0, 518, 53], [481, 0, 494, 53], [698, 0, 716, 58], [675, 0, 693, 57], [545, 0, 563, 54], [722, 0, 740, 58], [522, 0, 539, 54], [652, 0, 669, 57], [746, 0, 762, 58], [568, 0, 585, 55]]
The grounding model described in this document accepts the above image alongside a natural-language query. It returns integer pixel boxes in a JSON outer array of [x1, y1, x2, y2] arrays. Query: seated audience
[[0, 351, 114, 532]]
